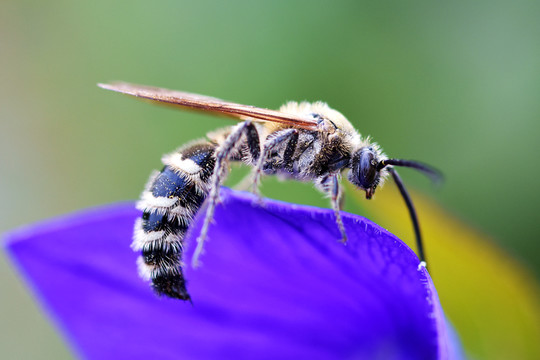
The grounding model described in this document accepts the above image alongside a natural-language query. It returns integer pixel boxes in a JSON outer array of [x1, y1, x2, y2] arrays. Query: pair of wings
[[98, 82, 319, 131]]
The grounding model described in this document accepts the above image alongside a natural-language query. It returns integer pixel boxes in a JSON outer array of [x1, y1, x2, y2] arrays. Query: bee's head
[[349, 145, 443, 200], [348, 147, 383, 199]]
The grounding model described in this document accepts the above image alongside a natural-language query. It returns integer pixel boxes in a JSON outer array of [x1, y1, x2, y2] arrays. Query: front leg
[[316, 174, 348, 243], [330, 175, 348, 243]]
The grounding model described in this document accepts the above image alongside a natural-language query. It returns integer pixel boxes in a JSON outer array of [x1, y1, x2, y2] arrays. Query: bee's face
[[348, 147, 381, 199]]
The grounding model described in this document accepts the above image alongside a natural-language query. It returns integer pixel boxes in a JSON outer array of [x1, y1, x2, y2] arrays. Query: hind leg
[[192, 121, 260, 267]]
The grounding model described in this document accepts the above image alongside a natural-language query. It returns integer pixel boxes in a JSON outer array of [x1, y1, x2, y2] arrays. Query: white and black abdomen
[[131, 118, 354, 301], [132, 141, 216, 300]]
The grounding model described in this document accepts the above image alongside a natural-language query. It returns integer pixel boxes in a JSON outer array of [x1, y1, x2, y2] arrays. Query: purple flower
[[4, 188, 463, 359]]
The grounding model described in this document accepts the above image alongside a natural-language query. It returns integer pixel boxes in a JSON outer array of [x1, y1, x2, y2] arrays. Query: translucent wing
[[98, 82, 318, 131]]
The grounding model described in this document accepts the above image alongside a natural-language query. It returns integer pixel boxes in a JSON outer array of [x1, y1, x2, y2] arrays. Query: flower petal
[[4, 188, 462, 359]]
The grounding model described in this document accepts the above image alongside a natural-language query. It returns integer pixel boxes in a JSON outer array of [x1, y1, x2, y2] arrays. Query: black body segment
[[133, 141, 217, 300], [141, 211, 186, 233], [150, 167, 191, 199]]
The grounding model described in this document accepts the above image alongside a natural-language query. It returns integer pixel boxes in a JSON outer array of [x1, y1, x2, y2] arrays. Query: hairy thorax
[[256, 127, 352, 182]]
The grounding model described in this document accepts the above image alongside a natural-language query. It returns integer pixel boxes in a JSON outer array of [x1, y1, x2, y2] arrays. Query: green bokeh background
[[1, 1, 539, 358]]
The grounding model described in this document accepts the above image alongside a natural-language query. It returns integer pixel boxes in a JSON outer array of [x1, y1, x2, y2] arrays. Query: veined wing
[[98, 82, 318, 131]]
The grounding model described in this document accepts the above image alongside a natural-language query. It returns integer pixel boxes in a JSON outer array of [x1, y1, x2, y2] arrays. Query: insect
[[99, 82, 441, 301]]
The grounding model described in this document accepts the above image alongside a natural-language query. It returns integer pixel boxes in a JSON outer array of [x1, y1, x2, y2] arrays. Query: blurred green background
[[1, 0, 539, 358]]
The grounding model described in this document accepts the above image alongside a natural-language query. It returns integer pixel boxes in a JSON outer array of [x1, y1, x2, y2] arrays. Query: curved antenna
[[378, 159, 443, 185], [387, 167, 427, 266]]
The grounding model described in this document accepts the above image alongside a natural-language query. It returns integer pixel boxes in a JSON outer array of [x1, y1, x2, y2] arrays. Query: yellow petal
[[347, 184, 540, 360]]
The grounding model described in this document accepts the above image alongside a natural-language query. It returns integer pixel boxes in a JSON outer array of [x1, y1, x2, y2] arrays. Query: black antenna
[[387, 167, 427, 267], [378, 159, 443, 185]]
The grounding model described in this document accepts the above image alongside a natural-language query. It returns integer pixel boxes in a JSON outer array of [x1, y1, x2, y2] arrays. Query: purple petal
[[4, 188, 462, 359]]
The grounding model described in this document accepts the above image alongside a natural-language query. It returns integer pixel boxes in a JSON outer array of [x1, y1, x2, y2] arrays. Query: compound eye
[[358, 150, 378, 188]]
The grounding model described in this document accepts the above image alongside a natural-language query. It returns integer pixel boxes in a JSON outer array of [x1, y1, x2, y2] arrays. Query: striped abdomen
[[132, 141, 216, 300]]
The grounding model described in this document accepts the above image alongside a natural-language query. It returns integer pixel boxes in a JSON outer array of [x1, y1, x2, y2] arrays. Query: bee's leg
[[231, 123, 263, 191], [330, 175, 348, 244], [338, 189, 346, 210], [282, 129, 300, 164], [252, 129, 299, 195], [192, 121, 259, 267]]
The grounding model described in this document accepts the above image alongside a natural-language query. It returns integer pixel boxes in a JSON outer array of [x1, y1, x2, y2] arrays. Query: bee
[[99, 82, 441, 301]]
